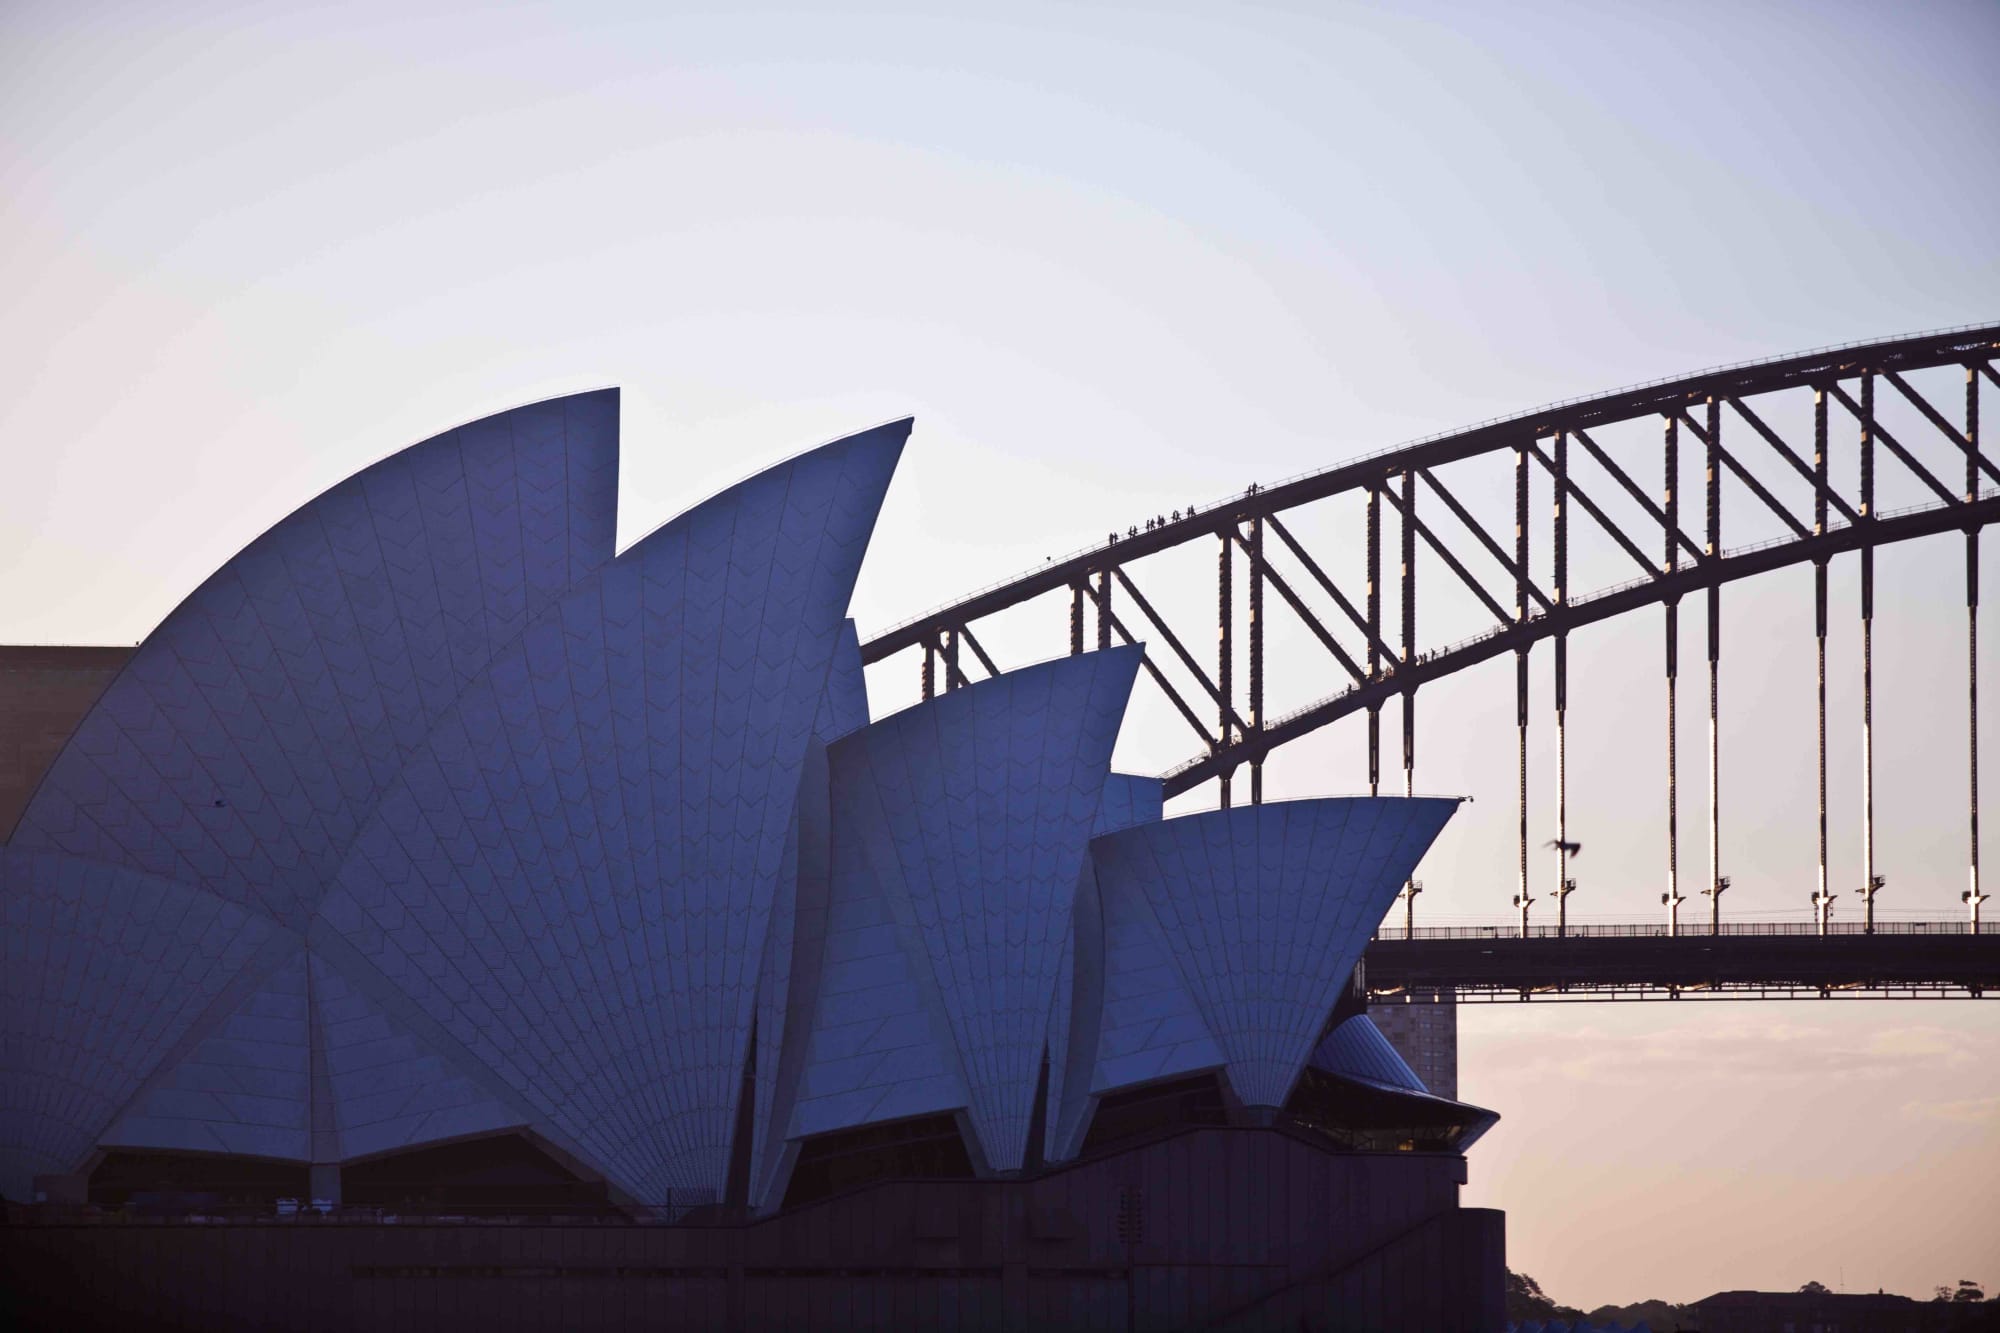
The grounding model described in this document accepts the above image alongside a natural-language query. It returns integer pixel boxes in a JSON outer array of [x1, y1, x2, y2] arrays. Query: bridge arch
[[864, 323, 2000, 928]]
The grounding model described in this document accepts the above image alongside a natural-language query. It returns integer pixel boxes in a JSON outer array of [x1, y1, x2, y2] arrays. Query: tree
[[1954, 1280, 1987, 1303], [1799, 1281, 1831, 1296], [1505, 1271, 1583, 1323], [1587, 1298, 1696, 1331]]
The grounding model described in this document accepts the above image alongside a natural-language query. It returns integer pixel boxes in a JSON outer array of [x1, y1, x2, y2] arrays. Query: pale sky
[[4, 0, 1997, 1307]]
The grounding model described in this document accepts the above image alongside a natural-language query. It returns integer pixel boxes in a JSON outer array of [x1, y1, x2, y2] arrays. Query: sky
[[4, 0, 1998, 1307]]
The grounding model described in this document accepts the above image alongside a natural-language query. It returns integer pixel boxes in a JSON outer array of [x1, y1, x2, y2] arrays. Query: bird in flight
[[1545, 839, 1582, 856]]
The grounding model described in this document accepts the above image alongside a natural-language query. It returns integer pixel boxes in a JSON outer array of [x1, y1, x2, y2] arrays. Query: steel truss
[[867, 324, 2000, 933], [1386, 984, 1992, 1003]]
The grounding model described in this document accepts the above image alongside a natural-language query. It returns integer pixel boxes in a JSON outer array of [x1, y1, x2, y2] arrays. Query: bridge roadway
[[1360, 920, 2000, 1001]]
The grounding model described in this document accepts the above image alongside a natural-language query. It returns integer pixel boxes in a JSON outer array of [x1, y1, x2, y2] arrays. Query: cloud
[[1468, 1018, 1994, 1089], [1902, 1096, 2000, 1125], [1866, 1028, 1962, 1060]]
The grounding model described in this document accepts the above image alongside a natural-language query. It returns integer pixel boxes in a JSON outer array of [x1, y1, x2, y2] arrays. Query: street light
[[1554, 877, 1577, 938], [1860, 874, 1886, 933], [1399, 879, 1424, 939], [1704, 874, 1730, 935]]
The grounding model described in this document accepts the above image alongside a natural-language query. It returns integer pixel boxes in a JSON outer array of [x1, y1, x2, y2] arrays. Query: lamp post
[[1554, 877, 1576, 938], [1860, 874, 1885, 934], [1812, 888, 1838, 936], [1705, 874, 1729, 936]]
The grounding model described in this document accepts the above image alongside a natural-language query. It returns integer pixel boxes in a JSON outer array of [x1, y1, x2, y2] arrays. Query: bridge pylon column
[[1216, 530, 1232, 809], [1096, 568, 1112, 653], [1399, 468, 1419, 905], [1368, 483, 1382, 798], [1664, 413, 1681, 937], [1860, 371, 1877, 933], [1515, 437, 1531, 924], [1705, 395, 1724, 936], [1553, 429, 1570, 937], [1968, 362, 1983, 934], [1815, 385, 1830, 922], [1248, 514, 1264, 805]]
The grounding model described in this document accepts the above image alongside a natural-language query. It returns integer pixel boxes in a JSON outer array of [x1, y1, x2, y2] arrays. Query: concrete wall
[[1, 1127, 1503, 1332]]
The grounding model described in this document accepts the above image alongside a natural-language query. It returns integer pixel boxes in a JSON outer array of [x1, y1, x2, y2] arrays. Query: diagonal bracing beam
[[1102, 606, 1217, 743], [1163, 492, 2000, 795], [1229, 529, 1369, 683], [1419, 468, 1556, 612], [1884, 370, 2000, 489], [955, 623, 1003, 679], [1111, 565, 1253, 736], [1523, 438, 1660, 577], [1829, 382, 1959, 508], [1726, 396, 1862, 526], [1570, 428, 1707, 564], [1677, 412, 1810, 539], [933, 630, 972, 690], [1380, 481, 1515, 626], [1264, 514, 1401, 666]]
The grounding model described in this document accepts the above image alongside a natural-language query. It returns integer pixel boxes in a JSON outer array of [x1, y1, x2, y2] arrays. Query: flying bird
[[1545, 839, 1582, 856]]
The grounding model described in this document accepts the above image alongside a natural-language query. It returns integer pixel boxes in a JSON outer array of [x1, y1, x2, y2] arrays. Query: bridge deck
[[1361, 922, 2000, 1001]]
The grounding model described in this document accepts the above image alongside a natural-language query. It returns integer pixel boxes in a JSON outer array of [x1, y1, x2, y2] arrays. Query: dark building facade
[[1370, 991, 1459, 1101], [4, 1129, 1504, 1331]]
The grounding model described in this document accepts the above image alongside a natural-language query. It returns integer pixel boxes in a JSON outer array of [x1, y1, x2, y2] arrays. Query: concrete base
[[29, 1174, 87, 1206], [4, 1127, 1505, 1331]]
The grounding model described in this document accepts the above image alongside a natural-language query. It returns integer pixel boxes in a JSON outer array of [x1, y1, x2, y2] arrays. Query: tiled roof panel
[[314, 422, 906, 1201], [814, 648, 1141, 1170], [12, 393, 621, 929], [1089, 798, 1456, 1108]]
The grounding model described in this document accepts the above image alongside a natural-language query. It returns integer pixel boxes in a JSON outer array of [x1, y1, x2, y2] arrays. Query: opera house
[[1, 391, 1503, 1329]]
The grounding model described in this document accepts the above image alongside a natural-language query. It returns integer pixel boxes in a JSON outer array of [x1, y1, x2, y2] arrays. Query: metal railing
[[1371, 918, 1998, 941]]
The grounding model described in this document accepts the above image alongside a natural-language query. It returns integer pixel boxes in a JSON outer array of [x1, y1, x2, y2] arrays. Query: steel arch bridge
[[863, 322, 2000, 950]]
